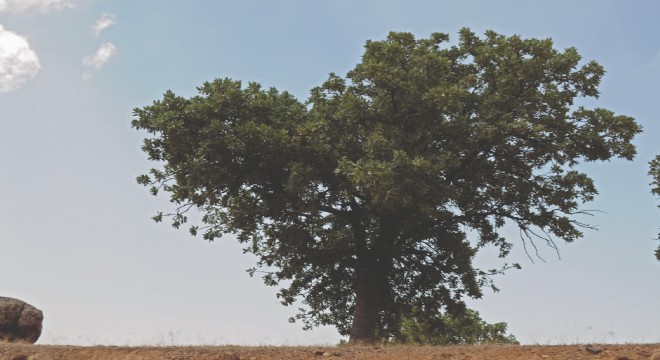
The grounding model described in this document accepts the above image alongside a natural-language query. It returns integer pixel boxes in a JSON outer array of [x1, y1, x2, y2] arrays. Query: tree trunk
[[349, 261, 381, 345], [348, 214, 396, 345]]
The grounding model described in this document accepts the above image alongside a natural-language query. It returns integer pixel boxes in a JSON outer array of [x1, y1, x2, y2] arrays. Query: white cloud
[[0, 0, 76, 13], [83, 42, 117, 69], [92, 13, 117, 36], [0, 24, 41, 93]]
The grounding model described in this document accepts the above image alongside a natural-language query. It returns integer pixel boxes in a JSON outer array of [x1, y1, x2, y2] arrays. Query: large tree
[[650, 155, 660, 260], [132, 29, 640, 344]]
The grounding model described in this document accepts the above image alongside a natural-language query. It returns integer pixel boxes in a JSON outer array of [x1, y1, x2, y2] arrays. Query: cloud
[[83, 42, 117, 69], [92, 13, 117, 36], [0, 0, 76, 13], [0, 25, 41, 93]]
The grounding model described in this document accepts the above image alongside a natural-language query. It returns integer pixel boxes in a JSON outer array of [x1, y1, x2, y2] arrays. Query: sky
[[1, 0, 659, 346]]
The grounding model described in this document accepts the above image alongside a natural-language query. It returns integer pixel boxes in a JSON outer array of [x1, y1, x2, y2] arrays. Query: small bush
[[388, 308, 519, 346]]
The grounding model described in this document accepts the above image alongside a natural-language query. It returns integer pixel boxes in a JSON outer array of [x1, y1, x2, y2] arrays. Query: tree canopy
[[650, 155, 660, 260], [132, 28, 640, 344]]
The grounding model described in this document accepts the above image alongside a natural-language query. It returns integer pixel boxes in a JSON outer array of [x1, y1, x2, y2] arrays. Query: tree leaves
[[391, 308, 519, 345], [650, 155, 660, 260]]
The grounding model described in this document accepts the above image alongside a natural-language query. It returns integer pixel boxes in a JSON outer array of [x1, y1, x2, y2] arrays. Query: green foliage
[[390, 309, 519, 345], [132, 28, 640, 342], [650, 155, 660, 260]]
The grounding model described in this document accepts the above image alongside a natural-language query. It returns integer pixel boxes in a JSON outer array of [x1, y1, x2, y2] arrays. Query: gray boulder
[[0, 297, 43, 343]]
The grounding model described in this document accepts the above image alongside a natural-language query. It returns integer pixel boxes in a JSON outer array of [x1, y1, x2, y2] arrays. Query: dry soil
[[2, 343, 660, 360]]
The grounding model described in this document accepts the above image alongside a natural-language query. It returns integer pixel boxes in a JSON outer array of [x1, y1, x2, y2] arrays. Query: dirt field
[[2, 343, 660, 360]]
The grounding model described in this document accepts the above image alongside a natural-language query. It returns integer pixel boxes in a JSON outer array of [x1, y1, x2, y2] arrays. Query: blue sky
[[1, 0, 658, 346]]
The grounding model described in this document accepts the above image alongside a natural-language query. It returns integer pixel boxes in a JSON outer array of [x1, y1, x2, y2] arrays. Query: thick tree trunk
[[348, 214, 395, 345], [348, 262, 381, 345]]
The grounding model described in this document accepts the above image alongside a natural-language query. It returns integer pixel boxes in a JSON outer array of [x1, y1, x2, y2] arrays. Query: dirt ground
[[1, 343, 660, 360]]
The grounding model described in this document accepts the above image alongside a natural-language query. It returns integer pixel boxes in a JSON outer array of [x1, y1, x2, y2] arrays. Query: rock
[[0, 297, 44, 344], [315, 351, 340, 357], [584, 345, 603, 354]]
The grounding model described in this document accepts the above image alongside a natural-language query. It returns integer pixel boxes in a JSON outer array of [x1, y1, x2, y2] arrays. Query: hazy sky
[[1, 0, 659, 346]]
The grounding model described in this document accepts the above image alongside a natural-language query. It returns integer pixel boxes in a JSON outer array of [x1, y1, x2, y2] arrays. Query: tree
[[650, 155, 660, 260], [132, 28, 641, 345], [391, 308, 518, 345]]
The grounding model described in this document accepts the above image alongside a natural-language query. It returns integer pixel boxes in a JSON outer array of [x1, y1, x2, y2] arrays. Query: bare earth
[[1, 343, 659, 360]]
